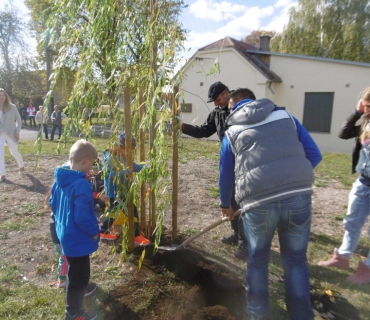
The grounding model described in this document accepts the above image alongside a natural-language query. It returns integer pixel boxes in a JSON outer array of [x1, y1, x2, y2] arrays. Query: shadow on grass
[[3, 173, 48, 194], [92, 287, 142, 320], [309, 232, 344, 249]]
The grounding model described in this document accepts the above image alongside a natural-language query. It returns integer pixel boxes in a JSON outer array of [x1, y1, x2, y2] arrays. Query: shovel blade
[[157, 244, 183, 251]]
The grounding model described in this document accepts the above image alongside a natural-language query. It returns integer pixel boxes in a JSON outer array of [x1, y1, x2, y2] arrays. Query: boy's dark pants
[[66, 255, 90, 316]]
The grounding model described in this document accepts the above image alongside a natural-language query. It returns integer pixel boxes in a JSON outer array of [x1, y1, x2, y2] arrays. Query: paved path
[[20, 127, 39, 141], [19, 125, 111, 142]]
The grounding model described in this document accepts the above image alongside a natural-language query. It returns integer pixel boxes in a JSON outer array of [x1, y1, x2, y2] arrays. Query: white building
[[179, 36, 370, 153]]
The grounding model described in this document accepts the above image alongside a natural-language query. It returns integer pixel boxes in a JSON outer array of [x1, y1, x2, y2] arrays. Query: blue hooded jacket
[[103, 150, 144, 198], [50, 166, 100, 257]]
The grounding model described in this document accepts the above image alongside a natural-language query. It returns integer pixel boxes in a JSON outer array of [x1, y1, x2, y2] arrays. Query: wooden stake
[[138, 87, 146, 235], [148, 0, 158, 238], [123, 86, 134, 252], [172, 86, 179, 240]]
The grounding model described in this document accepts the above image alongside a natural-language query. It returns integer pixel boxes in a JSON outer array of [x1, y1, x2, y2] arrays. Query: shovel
[[158, 209, 241, 251]]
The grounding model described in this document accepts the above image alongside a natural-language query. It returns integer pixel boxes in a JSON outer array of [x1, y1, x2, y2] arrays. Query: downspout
[[268, 79, 275, 94]]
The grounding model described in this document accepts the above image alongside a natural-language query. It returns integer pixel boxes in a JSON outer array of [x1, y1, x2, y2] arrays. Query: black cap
[[207, 82, 228, 103]]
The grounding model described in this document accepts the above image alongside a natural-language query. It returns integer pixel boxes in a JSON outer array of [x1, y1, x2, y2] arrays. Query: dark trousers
[[101, 198, 140, 236], [43, 123, 49, 139], [29, 116, 36, 127], [51, 124, 62, 140], [65, 255, 90, 316], [22, 116, 27, 126], [38, 124, 49, 139]]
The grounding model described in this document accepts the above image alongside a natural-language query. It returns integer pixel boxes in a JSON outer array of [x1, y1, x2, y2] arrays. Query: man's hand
[[14, 133, 19, 142], [99, 193, 109, 202], [170, 115, 182, 126], [221, 207, 234, 221], [356, 99, 365, 113], [93, 233, 99, 240]]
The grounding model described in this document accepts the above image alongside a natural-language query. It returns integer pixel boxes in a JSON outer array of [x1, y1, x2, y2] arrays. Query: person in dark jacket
[[220, 88, 322, 320], [337, 96, 370, 173], [179, 81, 248, 259], [50, 105, 66, 141]]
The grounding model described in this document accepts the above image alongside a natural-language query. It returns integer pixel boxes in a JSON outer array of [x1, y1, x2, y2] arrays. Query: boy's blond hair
[[69, 139, 98, 163]]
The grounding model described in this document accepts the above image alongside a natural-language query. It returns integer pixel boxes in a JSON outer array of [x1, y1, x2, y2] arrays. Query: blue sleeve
[[219, 135, 235, 207], [103, 154, 116, 198], [293, 117, 322, 168], [132, 161, 145, 173]]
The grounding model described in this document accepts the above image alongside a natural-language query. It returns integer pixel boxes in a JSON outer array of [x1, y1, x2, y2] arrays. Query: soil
[[0, 154, 365, 319]]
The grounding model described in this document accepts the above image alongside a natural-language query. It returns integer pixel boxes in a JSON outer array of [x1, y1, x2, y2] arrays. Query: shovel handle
[[180, 209, 241, 249]]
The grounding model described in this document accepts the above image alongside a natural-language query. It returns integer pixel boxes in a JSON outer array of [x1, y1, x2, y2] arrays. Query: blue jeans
[[338, 179, 370, 267], [242, 194, 313, 320], [51, 124, 62, 140]]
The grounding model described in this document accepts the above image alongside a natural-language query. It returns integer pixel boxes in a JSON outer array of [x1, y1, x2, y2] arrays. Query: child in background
[[50, 139, 100, 320], [100, 132, 150, 246], [50, 212, 68, 288]]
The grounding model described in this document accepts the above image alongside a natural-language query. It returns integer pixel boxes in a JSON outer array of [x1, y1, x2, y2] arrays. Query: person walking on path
[[179, 81, 248, 259], [0, 88, 26, 181], [50, 105, 66, 141], [318, 87, 370, 284], [36, 106, 49, 139], [219, 88, 322, 320], [27, 103, 36, 127]]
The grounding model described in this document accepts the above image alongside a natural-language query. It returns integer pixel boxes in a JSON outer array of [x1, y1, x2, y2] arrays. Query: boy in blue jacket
[[50, 139, 100, 320], [100, 132, 150, 246]]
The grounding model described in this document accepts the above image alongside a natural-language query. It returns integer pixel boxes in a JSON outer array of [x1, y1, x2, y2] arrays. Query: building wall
[[181, 48, 370, 153], [180, 48, 266, 141], [269, 55, 370, 153]]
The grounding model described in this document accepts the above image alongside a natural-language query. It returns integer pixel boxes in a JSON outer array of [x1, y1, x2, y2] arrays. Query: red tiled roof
[[197, 36, 282, 83]]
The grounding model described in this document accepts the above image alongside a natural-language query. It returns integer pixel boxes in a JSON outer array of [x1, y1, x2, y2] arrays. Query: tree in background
[[241, 30, 278, 48], [0, 3, 40, 101], [272, 0, 370, 62]]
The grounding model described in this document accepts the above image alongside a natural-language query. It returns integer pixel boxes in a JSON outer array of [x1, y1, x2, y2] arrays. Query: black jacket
[[182, 107, 229, 141], [338, 111, 363, 174]]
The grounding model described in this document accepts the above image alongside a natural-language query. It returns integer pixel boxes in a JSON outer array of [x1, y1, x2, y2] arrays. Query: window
[[181, 103, 192, 113], [302, 92, 334, 133]]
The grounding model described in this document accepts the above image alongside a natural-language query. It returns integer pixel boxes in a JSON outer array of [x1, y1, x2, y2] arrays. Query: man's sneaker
[[347, 261, 370, 284], [100, 232, 117, 241], [234, 244, 248, 260], [57, 278, 68, 289], [221, 233, 238, 245], [134, 234, 150, 246], [84, 282, 97, 297], [318, 248, 350, 270], [65, 309, 97, 320]]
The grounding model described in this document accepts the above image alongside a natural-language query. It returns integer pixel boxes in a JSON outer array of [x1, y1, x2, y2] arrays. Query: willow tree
[[45, 0, 185, 254], [274, 0, 370, 62]]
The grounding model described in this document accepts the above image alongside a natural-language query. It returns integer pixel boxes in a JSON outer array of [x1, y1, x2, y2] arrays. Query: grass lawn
[[1, 136, 369, 319]]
